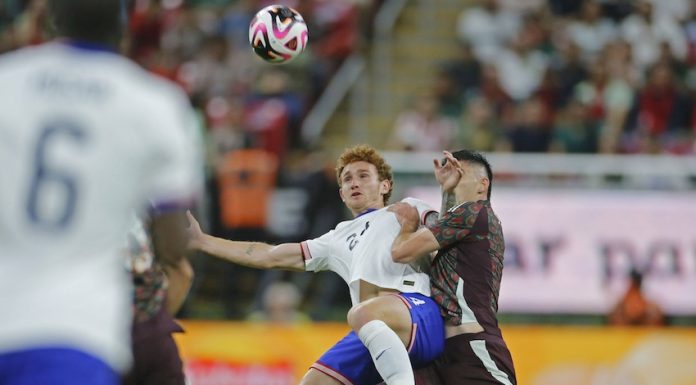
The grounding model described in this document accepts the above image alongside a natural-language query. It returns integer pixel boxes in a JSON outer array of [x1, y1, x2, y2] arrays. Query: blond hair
[[335, 145, 393, 205]]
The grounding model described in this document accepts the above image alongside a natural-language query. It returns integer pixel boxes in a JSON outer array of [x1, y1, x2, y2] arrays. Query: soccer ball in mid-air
[[248, 5, 308, 64]]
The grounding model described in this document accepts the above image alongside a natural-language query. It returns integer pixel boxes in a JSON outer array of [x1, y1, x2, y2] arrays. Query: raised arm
[[186, 211, 305, 271], [388, 203, 440, 264], [434, 151, 464, 216]]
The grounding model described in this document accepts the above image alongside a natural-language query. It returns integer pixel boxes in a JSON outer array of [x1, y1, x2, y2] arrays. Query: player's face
[[456, 161, 489, 201], [339, 161, 390, 216]]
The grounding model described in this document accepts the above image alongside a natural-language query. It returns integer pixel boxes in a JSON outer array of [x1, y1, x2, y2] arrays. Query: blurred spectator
[[500, 97, 551, 152], [440, 42, 482, 100], [602, 39, 640, 86], [551, 42, 588, 106], [565, 0, 618, 63], [548, 0, 583, 16], [129, 0, 165, 63], [432, 69, 464, 117], [205, 96, 250, 171], [457, 96, 500, 151], [573, 63, 633, 153], [620, 0, 687, 72], [498, 0, 545, 14], [161, 4, 207, 62], [493, 22, 549, 101], [550, 100, 599, 153], [247, 281, 310, 324], [218, 0, 254, 53], [622, 63, 692, 153], [245, 68, 304, 157], [388, 93, 457, 152], [645, 0, 691, 22], [608, 269, 665, 326], [177, 35, 239, 97], [456, 0, 521, 63], [479, 64, 513, 115]]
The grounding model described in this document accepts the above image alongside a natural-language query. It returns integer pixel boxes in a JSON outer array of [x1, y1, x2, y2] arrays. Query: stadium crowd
[[391, 0, 696, 155]]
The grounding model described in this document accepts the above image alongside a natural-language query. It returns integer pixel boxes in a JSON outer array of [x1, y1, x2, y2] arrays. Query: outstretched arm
[[186, 211, 305, 271], [388, 203, 440, 264]]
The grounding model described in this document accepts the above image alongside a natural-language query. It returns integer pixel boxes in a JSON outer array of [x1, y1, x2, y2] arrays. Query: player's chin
[[346, 198, 364, 210]]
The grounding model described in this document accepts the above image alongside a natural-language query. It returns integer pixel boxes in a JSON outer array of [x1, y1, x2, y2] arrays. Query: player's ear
[[379, 179, 391, 195], [479, 177, 490, 197], [339, 188, 346, 202]]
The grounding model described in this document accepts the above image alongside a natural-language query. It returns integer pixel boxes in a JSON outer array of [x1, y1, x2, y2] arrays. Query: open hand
[[434, 151, 463, 192], [388, 202, 419, 233]]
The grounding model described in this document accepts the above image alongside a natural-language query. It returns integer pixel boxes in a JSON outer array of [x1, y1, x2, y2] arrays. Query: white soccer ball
[[248, 4, 308, 64]]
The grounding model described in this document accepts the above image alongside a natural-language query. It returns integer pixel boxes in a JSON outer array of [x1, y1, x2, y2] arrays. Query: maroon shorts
[[122, 308, 185, 385], [381, 332, 516, 385], [436, 332, 516, 385]]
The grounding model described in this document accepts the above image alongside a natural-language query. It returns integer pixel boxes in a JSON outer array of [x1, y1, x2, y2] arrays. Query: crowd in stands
[[1, 0, 685, 320], [390, 0, 696, 155]]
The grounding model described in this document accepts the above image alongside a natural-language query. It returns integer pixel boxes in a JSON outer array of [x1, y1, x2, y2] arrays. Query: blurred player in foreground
[[0, 0, 200, 384], [187, 145, 445, 385], [390, 150, 517, 385], [123, 214, 194, 385]]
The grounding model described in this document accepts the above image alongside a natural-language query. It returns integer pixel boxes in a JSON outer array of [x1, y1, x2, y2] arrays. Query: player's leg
[[305, 331, 382, 385], [347, 294, 415, 385], [0, 347, 119, 385], [298, 367, 345, 385]]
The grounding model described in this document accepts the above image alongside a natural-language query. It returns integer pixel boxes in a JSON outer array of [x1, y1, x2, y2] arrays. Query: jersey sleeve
[[145, 91, 203, 212], [401, 197, 438, 225], [301, 230, 335, 272], [427, 201, 484, 249]]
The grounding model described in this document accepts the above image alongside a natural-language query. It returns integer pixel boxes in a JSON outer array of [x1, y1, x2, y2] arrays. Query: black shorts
[[122, 308, 185, 385], [437, 332, 516, 385]]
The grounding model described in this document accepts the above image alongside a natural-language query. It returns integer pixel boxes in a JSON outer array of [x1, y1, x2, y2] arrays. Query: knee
[[347, 302, 377, 331]]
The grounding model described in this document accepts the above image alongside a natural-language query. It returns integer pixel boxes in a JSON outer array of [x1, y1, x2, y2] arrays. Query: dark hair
[[48, 0, 125, 47], [629, 268, 643, 289], [335, 144, 394, 205], [451, 149, 493, 200]]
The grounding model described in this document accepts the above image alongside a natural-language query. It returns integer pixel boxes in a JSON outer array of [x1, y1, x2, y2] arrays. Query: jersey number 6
[[26, 121, 88, 230]]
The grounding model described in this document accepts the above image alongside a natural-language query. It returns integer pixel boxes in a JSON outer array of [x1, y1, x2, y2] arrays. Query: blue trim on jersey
[[65, 41, 117, 54], [356, 208, 377, 218], [149, 198, 194, 214], [316, 293, 444, 385], [0, 347, 118, 385]]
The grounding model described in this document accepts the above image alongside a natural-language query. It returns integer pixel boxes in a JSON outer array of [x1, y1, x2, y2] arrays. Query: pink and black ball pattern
[[248, 5, 308, 64]]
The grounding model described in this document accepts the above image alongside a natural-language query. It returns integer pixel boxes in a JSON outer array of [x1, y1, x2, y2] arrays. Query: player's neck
[[454, 191, 486, 205]]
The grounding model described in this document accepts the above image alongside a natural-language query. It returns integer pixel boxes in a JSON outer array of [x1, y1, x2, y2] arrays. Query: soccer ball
[[248, 5, 308, 64]]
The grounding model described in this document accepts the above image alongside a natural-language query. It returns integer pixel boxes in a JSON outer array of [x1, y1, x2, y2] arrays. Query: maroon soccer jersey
[[426, 200, 505, 336]]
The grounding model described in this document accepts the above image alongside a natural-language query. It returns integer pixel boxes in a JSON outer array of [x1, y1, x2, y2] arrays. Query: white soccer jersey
[[0, 43, 201, 371], [301, 197, 436, 305]]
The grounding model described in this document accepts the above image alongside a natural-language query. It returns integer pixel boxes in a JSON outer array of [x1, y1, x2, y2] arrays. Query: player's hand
[[434, 151, 463, 192], [388, 202, 419, 233], [185, 210, 204, 250]]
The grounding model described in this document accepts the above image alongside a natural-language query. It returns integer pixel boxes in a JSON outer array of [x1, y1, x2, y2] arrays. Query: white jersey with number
[[0, 42, 201, 371], [301, 197, 436, 305]]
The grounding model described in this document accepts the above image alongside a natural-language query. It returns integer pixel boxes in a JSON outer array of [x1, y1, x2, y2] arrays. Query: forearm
[[164, 259, 194, 316], [440, 190, 457, 218], [197, 234, 303, 271], [198, 234, 275, 269], [392, 226, 440, 264]]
